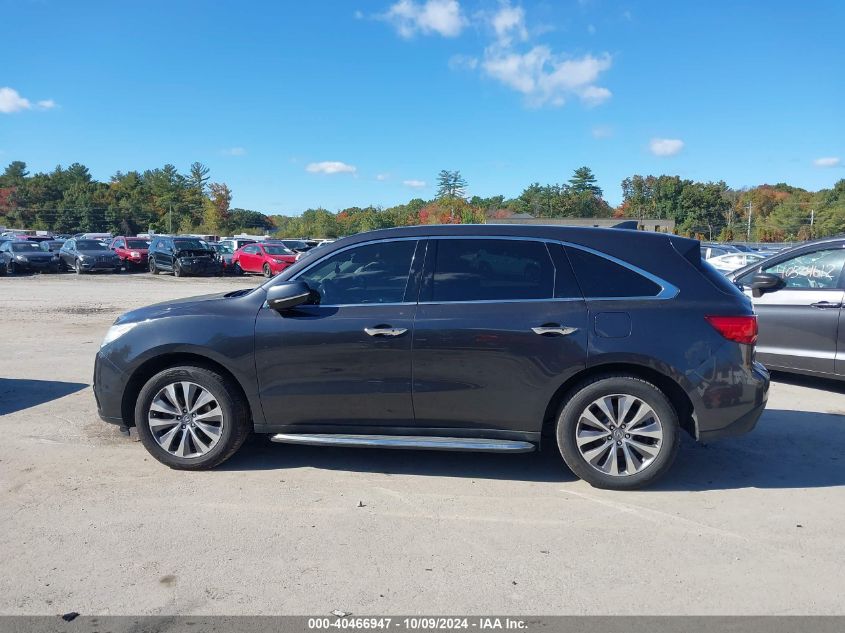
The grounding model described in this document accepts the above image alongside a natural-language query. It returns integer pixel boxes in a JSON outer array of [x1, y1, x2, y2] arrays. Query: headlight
[[101, 322, 139, 348], [130, 251, 139, 257], [16, 255, 28, 262]]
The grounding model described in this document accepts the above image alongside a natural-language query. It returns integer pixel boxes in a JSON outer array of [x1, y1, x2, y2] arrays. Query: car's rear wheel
[[135, 365, 251, 470], [556, 375, 679, 490], [263, 263, 272, 278], [149, 259, 159, 274]]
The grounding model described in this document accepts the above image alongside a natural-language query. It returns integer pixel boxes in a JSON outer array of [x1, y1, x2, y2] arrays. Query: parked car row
[[1, 234, 336, 278]]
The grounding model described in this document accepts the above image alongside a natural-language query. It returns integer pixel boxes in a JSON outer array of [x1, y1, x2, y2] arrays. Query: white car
[[708, 252, 767, 274]]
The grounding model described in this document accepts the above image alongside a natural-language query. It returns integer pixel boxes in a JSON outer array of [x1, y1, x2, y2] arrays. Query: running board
[[269, 433, 536, 453]]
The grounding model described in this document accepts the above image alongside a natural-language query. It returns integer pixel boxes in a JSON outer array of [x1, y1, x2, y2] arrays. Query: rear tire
[[135, 365, 251, 470], [556, 374, 679, 490]]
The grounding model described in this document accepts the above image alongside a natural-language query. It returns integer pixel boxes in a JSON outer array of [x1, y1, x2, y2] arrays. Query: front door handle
[[531, 325, 579, 336], [364, 326, 408, 337], [810, 301, 842, 309]]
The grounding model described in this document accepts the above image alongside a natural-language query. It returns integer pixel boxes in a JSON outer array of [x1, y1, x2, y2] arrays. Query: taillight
[[705, 315, 758, 345]]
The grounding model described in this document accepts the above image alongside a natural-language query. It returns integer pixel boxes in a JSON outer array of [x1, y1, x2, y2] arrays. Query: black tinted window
[[298, 240, 417, 305], [431, 239, 554, 302], [566, 247, 661, 298]]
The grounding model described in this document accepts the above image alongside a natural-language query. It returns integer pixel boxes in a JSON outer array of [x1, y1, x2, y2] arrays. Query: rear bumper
[[696, 361, 769, 441], [93, 352, 127, 426]]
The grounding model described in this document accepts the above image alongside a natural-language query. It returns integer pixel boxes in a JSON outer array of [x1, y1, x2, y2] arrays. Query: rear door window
[[429, 239, 555, 302], [566, 247, 662, 298]]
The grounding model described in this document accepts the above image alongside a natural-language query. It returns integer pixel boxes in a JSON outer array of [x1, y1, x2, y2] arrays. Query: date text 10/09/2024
[[307, 617, 529, 630]]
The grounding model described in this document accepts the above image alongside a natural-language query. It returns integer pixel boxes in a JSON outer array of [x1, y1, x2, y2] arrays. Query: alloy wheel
[[147, 381, 224, 458], [263, 263, 272, 277], [575, 393, 663, 477]]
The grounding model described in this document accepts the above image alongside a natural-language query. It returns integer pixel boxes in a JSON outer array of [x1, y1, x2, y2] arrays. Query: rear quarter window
[[565, 247, 661, 298]]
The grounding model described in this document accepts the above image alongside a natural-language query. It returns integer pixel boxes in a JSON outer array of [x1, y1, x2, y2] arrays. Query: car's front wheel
[[74, 259, 84, 275], [263, 263, 273, 278], [135, 365, 251, 470], [149, 259, 159, 274], [556, 375, 679, 490]]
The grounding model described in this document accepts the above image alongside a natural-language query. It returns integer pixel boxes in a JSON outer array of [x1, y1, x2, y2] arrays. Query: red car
[[110, 236, 150, 270], [232, 242, 296, 277]]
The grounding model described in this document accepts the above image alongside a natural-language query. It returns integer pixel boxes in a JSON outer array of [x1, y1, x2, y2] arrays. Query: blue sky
[[1, 0, 843, 213]]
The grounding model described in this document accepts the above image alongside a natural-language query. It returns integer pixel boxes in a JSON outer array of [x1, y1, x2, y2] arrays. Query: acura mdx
[[94, 225, 769, 489]]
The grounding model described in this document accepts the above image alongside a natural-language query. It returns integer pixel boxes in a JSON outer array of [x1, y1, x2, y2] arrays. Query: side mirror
[[750, 272, 782, 297], [266, 281, 312, 311]]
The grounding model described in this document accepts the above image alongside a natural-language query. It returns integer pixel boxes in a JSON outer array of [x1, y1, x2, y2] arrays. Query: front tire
[[233, 262, 244, 276], [556, 375, 679, 490], [263, 263, 273, 278], [135, 365, 251, 470], [149, 259, 159, 275], [173, 261, 184, 277], [74, 259, 84, 275]]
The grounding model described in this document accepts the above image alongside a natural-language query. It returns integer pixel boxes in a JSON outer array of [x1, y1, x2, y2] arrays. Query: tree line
[[1, 160, 843, 242]]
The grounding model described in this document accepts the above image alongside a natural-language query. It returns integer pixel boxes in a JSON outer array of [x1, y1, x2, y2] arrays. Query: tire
[[556, 374, 680, 490], [8, 261, 16, 275], [263, 263, 272, 278], [174, 262, 184, 278], [233, 262, 244, 276], [149, 259, 159, 274], [75, 259, 84, 275], [134, 365, 251, 470]]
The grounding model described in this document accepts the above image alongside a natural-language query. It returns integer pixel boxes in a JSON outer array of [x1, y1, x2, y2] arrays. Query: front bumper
[[80, 259, 121, 271], [16, 259, 57, 271], [93, 352, 127, 426], [177, 257, 220, 275]]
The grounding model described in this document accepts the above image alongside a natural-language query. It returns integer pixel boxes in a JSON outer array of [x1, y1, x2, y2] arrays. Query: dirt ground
[[1, 272, 844, 615]]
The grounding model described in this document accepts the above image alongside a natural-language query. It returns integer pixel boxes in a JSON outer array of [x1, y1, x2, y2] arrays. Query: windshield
[[173, 239, 210, 251], [283, 241, 308, 250], [126, 239, 149, 249], [214, 243, 233, 254], [264, 244, 293, 255], [12, 242, 41, 252]]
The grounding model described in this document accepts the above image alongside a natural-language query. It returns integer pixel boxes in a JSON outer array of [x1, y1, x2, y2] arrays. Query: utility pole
[[746, 202, 752, 242], [810, 208, 815, 238], [169, 203, 172, 234]]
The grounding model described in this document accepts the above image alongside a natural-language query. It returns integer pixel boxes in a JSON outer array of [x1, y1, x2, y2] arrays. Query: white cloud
[[813, 157, 841, 168], [448, 54, 478, 70], [649, 138, 684, 157], [490, 2, 527, 46], [306, 161, 357, 175], [482, 47, 612, 107], [591, 125, 613, 139], [0, 88, 58, 113], [384, 0, 466, 38], [0, 87, 32, 113], [403, 179, 427, 188], [376, 173, 390, 181], [221, 147, 247, 156]]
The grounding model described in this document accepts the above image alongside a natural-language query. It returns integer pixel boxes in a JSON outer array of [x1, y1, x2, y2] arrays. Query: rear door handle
[[364, 327, 408, 337], [531, 325, 579, 336], [810, 301, 842, 309]]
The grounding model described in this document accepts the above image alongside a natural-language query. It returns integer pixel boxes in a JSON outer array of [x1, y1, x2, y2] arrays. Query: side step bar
[[269, 433, 536, 453]]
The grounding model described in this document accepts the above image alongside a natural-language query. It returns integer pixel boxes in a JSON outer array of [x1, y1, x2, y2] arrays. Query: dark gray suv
[[93, 225, 769, 489]]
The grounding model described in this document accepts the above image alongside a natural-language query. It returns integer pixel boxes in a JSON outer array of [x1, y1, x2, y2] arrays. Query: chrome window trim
[[273, 233, 678, 305]]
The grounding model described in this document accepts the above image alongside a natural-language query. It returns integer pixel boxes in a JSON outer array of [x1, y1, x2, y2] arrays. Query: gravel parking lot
[[1, 273, 844, 616]]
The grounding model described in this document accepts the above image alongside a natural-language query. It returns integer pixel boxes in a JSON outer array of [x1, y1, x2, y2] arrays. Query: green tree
[[569, 166, 602, 197], [436, 170, 467, 199]]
